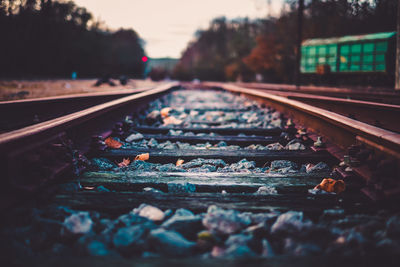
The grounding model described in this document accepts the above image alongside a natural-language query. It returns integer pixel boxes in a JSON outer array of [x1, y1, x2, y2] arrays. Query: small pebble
[[133, 204, 165, 221]]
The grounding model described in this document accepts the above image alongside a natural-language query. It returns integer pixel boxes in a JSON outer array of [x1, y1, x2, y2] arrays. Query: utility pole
[[396, 0, 400, 90], [295, 0, 304, 88], [267, 0, 272, 17]]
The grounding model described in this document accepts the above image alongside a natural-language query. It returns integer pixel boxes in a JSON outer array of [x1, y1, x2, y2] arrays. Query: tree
[[0, 0, 146, 78]]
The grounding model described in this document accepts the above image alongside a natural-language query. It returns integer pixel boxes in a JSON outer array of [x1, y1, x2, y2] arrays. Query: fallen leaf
[[314, 178, 345, 194], [105, 137, 122, 149], [163, 116, 182, 126], [160, 107, 172, 118], [118, 158, 131, 167], [135, 153, 149, 161], [176, 159, 184, 166]]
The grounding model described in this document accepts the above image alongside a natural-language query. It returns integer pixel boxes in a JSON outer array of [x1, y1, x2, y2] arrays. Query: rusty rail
[[234, 86, 400, 133], [203, 82, 400, 187], [0, 86, 155, 132], [0, 82, 179, 192], [236, 82, 400, 104]]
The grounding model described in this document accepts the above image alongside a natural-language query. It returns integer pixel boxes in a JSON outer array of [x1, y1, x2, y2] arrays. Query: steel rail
[[0, 82, 179, 191], [235, 82, 400, 104], [232, 86, 400, 133], [203, 82, 400, 181], [0, 86, 155, 132]]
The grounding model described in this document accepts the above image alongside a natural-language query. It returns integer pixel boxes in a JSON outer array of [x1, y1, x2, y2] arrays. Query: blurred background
[[0, 0, 397, 84]]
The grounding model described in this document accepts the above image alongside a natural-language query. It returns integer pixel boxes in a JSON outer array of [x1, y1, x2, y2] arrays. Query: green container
[[301, 31, 396, 74]]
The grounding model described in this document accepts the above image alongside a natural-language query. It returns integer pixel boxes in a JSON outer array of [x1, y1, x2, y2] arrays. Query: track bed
[[1, 87, 399, 266]]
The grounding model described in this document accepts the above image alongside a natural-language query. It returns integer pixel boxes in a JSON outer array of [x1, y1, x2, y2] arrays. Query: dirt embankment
[[0, 79, 158, 101]]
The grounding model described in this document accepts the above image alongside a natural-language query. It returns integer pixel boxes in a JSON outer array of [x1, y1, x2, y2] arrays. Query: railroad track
[[0, 86, 154, 132], [1, 82, 399, 265], [212, 82, 400, 133], [236, 82, 400, 105]]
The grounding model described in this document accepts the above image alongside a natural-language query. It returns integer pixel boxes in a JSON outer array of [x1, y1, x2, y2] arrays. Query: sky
[[73, 0, 284, 58]]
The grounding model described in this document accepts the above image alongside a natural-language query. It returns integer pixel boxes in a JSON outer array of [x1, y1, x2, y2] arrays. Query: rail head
[[0, 82, 180, 149], [203, 82, 400, 161], [0, 87, 153, 106], [0, 82, 180, 191]]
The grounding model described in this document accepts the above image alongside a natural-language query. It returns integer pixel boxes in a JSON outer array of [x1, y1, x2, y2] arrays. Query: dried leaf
[[105, 137, 122, 149], [118, 158, 131, 167], [314, 178, 345, 194], [176, 159, 184, 166], [160, 107, 172, 118], [163, 116, 182, 126], [135, 153, 149, 161]]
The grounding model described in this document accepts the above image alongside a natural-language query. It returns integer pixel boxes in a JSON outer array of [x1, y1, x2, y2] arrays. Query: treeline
[[173, 0, 397, 83], [0, 0, 145, 78]]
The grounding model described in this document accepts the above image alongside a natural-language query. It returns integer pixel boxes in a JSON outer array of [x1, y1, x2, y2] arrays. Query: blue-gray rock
[[162, 211, 203, 240], [203, 206, 251, 235], [217, 141, 227, 147], [125, 133, 144, 142], [90, 158, 116, 171], [149, 229, 196, 256], [112, 225, 148, 254], [270, 160, 298, 170], [157, 163, 186, 172], [235, 159, 256, 169], [147, 138, 159, 147], [270, 211, 311, 235], [285, 139, 306, 150], [306, 162, 331, 173], [163, 209, 173, 220], [168, 129, 183, 136], [133, 204, 165, 221], [87, 240, 109, 256], [221, 244, 257, 259], [266, 142, 284, 150], [128, 160, 159, 171], [63, 212, 93, 234], [173, 208, 194, 217], [225, 234, 252, 247], [200, 164, 217, 172], [115, 212, 150, 228], [168, 182, 196, 193], [96, 185, 110, 192], [180, 158, 226, 169], [255, 186, 278, 195]]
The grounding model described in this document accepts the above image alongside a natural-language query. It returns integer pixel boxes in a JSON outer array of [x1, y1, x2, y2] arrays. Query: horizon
[[73, 0, 284, 58]]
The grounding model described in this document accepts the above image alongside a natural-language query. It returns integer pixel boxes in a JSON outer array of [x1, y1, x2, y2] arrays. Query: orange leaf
[[161, 107, 172, 118], [118, 158, 131, 167], [105, 137, 122, 149], [314, 178, 345, 194], [176, 159, 184, 166], [135, 153, 149, 161]]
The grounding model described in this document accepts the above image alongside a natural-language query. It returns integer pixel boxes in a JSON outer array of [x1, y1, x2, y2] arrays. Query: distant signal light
[[142, 56, 148, 62]]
